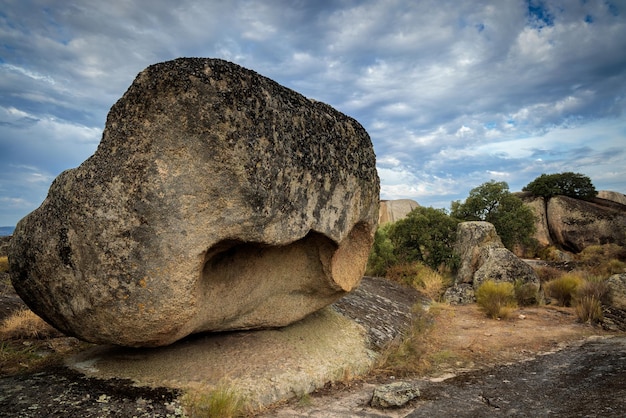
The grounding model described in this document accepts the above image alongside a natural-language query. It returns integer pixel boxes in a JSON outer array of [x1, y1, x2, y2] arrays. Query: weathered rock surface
[[9, 58, 379, 347], [598, 190, 626, 206], [607, 273, 626, 310], [378, 199, 419, 225], [370, 381, 420, 409], [522, 194, 626, 253], [547, 196, 626, 253], [445, 222, 539, 304]]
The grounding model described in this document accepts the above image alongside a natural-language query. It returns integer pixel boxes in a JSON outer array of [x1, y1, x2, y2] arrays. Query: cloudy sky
[[1, 0, 625, 226]]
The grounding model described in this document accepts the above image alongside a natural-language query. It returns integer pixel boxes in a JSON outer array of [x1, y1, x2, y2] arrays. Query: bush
[[0, 256, 8, 273], [575, 296, 603, 324], [576, 277, 611, 306], [545, 273, 584, 306], [388, 207, 460, 272], [475, 280, 517, 319], [514, 280, 540, 306], [366, 224, 396, 277], [533, 265, 564, 283]]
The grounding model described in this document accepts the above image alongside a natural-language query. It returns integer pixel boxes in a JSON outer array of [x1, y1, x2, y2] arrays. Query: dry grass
[[545, 273, 584, 307], [182, 385, 249, 418], [0, 256, 8, 273], [0, 309, 59, 340], [475, 280, 517, 319]]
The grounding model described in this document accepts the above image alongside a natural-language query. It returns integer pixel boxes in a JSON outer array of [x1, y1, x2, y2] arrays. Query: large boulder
[[546, 196, 626, 253], [445, 222, 539, 304], [378, 199, 419, 225], [9, 58, 380, 347]]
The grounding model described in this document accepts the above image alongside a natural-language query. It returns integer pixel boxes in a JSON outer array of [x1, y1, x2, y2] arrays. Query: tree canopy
[[451, 180, 536, 250], [523, 172, 597, 200]]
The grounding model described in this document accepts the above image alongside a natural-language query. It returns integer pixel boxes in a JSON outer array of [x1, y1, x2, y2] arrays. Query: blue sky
[[1, 0, 625, 226]]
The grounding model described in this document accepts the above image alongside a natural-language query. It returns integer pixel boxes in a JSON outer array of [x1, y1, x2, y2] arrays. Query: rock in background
[[444, 221, 540, 304], [378, 199, 419, 225], [9, 58, 379, 347]]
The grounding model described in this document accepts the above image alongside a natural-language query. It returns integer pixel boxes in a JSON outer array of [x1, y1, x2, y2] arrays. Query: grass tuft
[[545, 273, 584, 307], [0, 256, 8, 273], [575, 296, 603, 324], [475, 280, 517, 319], [0, 309, 59, 340], [182, 385, 248, 418]]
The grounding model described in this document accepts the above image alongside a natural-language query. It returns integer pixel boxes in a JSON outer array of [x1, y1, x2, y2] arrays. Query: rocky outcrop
[[371, 381, 420, 409], [598, 190, 626, 206], [547, 196, 626, 253], [444, 222, 539, 304], [523, 194, 626, 253], [607, 273, 626, 310], [378, 199, 419, 225], [9, 58, 380, 347]]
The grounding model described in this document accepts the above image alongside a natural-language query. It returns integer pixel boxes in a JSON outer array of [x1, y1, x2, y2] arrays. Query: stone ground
[[1, 268, 625, 416]]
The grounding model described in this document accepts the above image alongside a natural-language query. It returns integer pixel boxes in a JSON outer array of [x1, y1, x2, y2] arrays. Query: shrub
[[545, 273, 584, 306], [513, 280, 540, 306], [182, 386, 248, 418], [533, 265, 564, 283], [576, 277, 611, 306], [416, 268, 448, 301], [385, 262, 423, 287], [366, 224, 396, 277], [575, 296, 603, 324], [0, 256, 8, 273], [475, 280, 517, 319]]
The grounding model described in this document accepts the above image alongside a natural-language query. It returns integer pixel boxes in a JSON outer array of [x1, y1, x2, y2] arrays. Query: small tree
[[366, 224, 396, 277], [451, 180, 536, 250], [388, 206, 460, 271], [523, 172, 597, 200]]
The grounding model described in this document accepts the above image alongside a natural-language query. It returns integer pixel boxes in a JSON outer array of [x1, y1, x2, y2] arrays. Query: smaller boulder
[[443, 283, 475, 305], [371, 381, 420, 408], [607, 273, 626, 310], [452, 222, 540, 302]]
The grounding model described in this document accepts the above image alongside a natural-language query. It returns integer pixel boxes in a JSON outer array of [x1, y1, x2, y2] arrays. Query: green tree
[[523, 172, 597, 200], [451, 180, 536, 250], [388, 206, 460, 271], [366, 223, 396, 276]]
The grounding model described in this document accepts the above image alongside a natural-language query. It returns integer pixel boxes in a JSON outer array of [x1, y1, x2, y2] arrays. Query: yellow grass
[[0, 309, 58, 340]]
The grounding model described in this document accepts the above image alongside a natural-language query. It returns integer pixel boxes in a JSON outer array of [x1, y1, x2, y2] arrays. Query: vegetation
[[545, 273, 584, 307], [0, 309, 58, 340], [475, 280, 517, 319], [450, 180, 536, 251], [366, 224, 396, 277], [375, 303, 434, 376], [182, 386, 249, 418], [388, 206, 460, 272], [0, 256, 8, 273], [523, 172, 597, 200], [366, 207, 459, 278], [513, 279, 540, 307]]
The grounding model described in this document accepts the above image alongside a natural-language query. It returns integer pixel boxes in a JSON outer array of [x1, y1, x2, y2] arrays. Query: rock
[[0, 236, 11, 257], [598, 190, 626, 206], [443, 283, 475, 304], [607, 273, 626, 310], [454, 221, 503, 284], [371, 381, 420, 408], [452, 222, 540, 299], [378, 199, 419, 225], [524, 196, 551, 247], [473, 248, 540, 291], [9, 58, 380, 347], [547, 196, 626, 253]]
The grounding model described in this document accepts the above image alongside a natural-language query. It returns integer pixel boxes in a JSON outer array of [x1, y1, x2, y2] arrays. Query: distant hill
[[0, 226, 15, 237]]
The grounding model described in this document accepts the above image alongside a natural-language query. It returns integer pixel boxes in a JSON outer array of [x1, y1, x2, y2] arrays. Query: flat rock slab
[[67, 307, 375, 409]]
